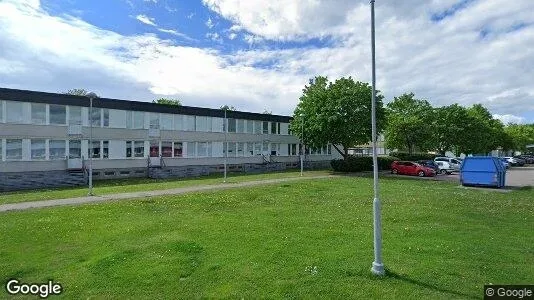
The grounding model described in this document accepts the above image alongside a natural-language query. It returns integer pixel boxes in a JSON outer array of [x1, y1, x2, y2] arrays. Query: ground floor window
[[246, 142, 254, 156], [31, 139, 46, 160], [49, 140, 66, 160], [69, 140, 81, 159], [150, 140, 159, 157], [187, 142, 196, 157], [6, 139, 22, 160], [173, 142, 183, 157], [134, 141, 144, 157], [162, 141, 172, 157]]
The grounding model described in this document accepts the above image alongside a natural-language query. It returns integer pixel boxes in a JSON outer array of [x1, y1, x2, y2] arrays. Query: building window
[[126, 141, 132, 158], [174, 115, 183, 130], [133, 111, 144, 129], [69, 106, 82, 125], [246, 142, 254, 156], [254, 143, 261, 155], [134, 141, 144, 157], [90, 140, 101, 158], [161, 114, 173, 130], [0, 100, 3, 123], [271, 122, 278, 134], [31, 139, 46, 160], [196, 116, 211, 132], [150, 140, 159, 157], [227, 142, 236, 157], [173, 142, 183, 157], [103, 141, 109, 158], [50, 104, 67, 125], [327, 144, 332, 155], [49, 140, 66, 160], [89, 107, 101, 127], [187, 142, 196, 157], [262, 141, 269, 153], [184, 115, 195, 131], [237, 142, 244, 157], [227, 118, 236, 133], [254, 121, 262, 134], [0, 140, 2, 160], [31, 103, 47, 124], [149, 113, 159, 129], [262, 121, 269, 134], [6, 101, 24, 123], [271, 143, 279, 156], [6, 139, 22, 160], [103, 109, 109, 127], [237, 119, 245, 133], [162, 141, 172, 157], [197, 142, 209, 157], [246, 120, 253, 133], [69, 140, 81, 159]]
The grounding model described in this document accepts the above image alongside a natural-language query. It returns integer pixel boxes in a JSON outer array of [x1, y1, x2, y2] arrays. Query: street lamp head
[[86, 92, 98, 99]]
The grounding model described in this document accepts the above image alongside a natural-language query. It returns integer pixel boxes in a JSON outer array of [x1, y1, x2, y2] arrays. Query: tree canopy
[[220, 105, 237, 111], [290, 76, 386, 159], [64, 89, 98, 97], [384, 93, 434, 154], [505, 123, 534, 152], [153, 98, 181, 106]]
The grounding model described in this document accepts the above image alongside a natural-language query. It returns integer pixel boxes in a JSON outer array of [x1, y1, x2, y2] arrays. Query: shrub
[[331, 156, 400, 172], [388, 151, 436, 161]]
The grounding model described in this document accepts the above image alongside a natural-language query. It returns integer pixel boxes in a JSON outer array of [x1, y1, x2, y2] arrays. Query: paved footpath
[[0, 175, 337, 213]]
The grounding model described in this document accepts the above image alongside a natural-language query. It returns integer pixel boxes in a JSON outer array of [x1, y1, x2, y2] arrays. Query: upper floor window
[[6, 101, 24, 123], [69, 106, 82, 125], [254, 121, 262, 134], [237, 119, 245, 133], [149, 113, 160, 129], [227, 118, 236, 133], [133, 111, 144, 129], [161, 114, 173, 130], [262, 121, 269, 134], [49, 104, 66, 125], [195, 116, 211, 132], [246, 120, 253, 133], [0, 100, 3, 123], [103, 109, 109, 127], [89, 107, 100, 126], [31, 103, 47, 124]]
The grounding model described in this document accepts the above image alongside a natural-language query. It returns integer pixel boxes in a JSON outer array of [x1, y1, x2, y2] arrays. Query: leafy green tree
[[153, 98, 181, 106], [458, 104, 506, 155], [290, 76, 386, 159], [505, 123, 534, 152], [64, 89, 98, 97], [432, 104, 471, 156], [220, 105, 236, 111], [384, 93, 434, 154]]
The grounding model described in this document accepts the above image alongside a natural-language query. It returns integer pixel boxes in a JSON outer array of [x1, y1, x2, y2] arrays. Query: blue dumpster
[[460, 156, 506, 188]]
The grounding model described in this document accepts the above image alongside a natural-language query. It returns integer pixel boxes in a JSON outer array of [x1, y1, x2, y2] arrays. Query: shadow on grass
[[385, 269, 478, 299]]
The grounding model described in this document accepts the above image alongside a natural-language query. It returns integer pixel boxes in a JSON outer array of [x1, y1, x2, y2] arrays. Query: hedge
[[388, 151, 436, 161], [331, 156, 400, 172]]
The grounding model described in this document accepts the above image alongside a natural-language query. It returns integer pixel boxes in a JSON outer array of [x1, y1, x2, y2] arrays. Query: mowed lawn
[[1, 177, 533, 299], [0, 170, 331, 205]]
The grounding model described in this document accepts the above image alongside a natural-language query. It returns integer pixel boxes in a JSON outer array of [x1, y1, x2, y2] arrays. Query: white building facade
[[0, 88, 339, 191]]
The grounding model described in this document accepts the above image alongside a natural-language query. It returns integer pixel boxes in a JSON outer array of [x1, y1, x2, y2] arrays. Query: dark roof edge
[[0, 87, 293, 122]]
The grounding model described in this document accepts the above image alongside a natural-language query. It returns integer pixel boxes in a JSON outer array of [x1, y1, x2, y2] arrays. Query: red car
[[391, 161, 436, 177]]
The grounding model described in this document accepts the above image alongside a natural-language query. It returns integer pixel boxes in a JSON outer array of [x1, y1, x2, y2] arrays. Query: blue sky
[[1, 0, 533, 123]]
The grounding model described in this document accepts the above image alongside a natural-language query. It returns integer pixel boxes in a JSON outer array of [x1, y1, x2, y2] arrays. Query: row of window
[[0, 101, 289, 134], [0, 139, 333, 161]]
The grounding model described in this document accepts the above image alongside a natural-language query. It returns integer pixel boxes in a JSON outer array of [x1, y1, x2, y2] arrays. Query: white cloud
[[493, 114, 526, 125], [1, 0, 534, 121], [206, 32, 222, 43], [228, 32, 237, 40], [136, 14, 156, 26], [205, 17, 214, 29]]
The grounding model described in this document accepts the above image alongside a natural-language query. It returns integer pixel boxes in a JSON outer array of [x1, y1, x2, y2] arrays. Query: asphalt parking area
[[388, 166, 534, 188]]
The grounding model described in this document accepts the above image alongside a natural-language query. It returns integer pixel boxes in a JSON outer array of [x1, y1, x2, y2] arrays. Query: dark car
[[417, 160, 439, 173], [515, 155, 534, 164]]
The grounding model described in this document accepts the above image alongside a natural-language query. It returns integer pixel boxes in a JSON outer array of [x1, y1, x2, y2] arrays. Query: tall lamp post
[[370, 0, 385, 276], [223, 107, 227, 183], [300, 113, 304, 176], [86, 92, 98, 196]]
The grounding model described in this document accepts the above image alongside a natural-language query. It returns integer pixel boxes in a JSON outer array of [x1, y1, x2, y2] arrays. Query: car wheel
[[440, 169, 447, 175], [418, 171, 425, 177], [392, 169, 398, 174], [446, 171, 452, 175]]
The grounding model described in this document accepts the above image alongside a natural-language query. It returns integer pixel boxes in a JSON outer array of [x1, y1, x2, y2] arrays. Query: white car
[[436, 161, 454, 175], [434, 157, 462, 172]]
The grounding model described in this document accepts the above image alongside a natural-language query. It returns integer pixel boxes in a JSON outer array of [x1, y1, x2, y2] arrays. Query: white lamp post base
[[371, 262, 385, 276]]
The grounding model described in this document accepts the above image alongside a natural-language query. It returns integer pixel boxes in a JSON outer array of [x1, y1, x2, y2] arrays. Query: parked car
[[435, 161, 455, 174], [417, 160, 439, 173], [391, 161, 436, 177], [515, 155, 534, 164], [499, 157, 510, 169], [434, 157, 462, 172], [504, 156, 525, 166]]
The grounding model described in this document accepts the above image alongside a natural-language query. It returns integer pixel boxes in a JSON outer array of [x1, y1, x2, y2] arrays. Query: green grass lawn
[[0, 170, 331, 205], [1, 177, 533, 299]]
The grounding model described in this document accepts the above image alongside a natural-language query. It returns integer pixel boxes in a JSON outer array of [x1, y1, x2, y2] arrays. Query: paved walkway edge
[[0, 175, 337, 213]]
